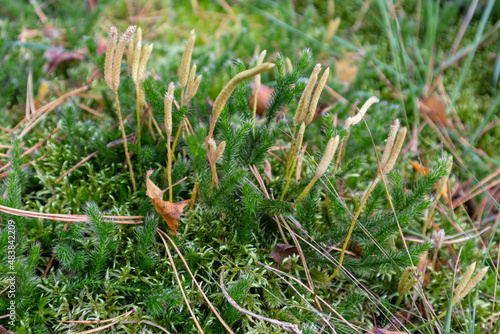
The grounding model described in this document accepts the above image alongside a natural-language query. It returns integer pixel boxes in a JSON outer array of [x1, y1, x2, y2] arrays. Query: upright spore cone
[[111, 25, 137, 91], [379, 119, 400, 167], [293, 64, 321, 126], [104, 26, 118, 90], [381, 126, 407, 175], [305, 67, 330, 125], [164, 82, 175, 138], [315, 135, 339, 178], [179, 29, 195, 89]]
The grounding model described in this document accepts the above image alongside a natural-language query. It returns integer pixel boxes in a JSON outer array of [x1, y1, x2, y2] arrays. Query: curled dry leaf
[[419, 94, 451, 128], [409, 160, 448, 199], [146, 170, 190, 236], [43, 48, 85, 74], [408, 160, 429, 176], [269, 243, 298, 267]]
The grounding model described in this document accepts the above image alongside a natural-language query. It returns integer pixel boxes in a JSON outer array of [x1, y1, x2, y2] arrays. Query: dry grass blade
[[279, 215, 322, 310], [0, 204, 143, 224], [260, 262, 358, 333], [15, 84, 91, 139], [157, 229, 235, 334], [156, 229, 205, 333], [248, 164, 288, 244], [74, 321, 117, 334], [58, 310, 135, 324], [219, 269, 302, 334]]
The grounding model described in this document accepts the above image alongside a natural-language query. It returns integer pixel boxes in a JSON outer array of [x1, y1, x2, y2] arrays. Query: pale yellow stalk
[[207, 62, 276, 141], [281, 122, 306, 200], [331, 122, 406, 280], [344, 96, 379, 128], [165, 83, 175, 201], [104, 26, 137, 191]]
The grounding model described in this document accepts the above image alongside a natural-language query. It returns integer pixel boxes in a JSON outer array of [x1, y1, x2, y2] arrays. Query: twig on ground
[[219, 269, 302, 334]]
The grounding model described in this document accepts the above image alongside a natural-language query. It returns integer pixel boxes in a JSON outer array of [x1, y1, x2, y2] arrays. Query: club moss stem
[[135, 85, 142, 148], [171, 121, 183, 160], [166, 137, 173, 201], [294, 175, 318, 205], [211, 163, 216, 190], [114, 91, 137, 192], [329, 174, 381, 280]]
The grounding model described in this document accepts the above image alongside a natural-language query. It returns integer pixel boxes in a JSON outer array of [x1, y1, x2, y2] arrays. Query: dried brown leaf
[[419, 95, 451, 128], [146, 170, 190, 236], [249, 83, 274, 116], [269, 243, 298, 267], [43, 48, 85, 74]]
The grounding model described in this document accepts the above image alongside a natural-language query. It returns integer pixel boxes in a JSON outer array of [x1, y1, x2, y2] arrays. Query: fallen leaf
[[43, 48, 85, 74], [419, 94, 451, 128], [249, 83, 274, 116], [408, 160, 429, 176], [336, 58, 358, 84], [269, 243, 298, 267], [409, 160, 448, 199], [146, 170, 190, 236]]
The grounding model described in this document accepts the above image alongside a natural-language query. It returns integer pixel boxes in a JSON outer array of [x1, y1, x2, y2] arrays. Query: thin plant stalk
[[158, 229, 235, 334], [171, 121, 183, 158], [135, 86, 142, 148], [329, 174, 381, 280], [157, 229, 205, 333], [283, 125, 297, 179], [166, 137, 173, 201], [114, 91, 137, 192], [282, 123, 304, 200], [330, 122, 406, 280], [211, 163, 217, 190]]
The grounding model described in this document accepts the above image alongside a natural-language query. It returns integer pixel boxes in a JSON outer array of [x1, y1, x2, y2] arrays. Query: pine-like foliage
[[312, 157, 450, 277], [0, 27, 464, 332]]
